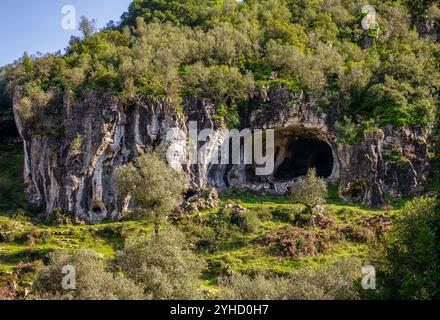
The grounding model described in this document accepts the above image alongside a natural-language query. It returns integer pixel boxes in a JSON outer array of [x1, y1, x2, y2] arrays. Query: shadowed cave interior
[[215, 129, 335, 187], [273, 138, 334, 180]]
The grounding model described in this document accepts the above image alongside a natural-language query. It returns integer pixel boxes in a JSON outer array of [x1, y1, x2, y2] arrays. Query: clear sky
[[0, 0, 133, 67]]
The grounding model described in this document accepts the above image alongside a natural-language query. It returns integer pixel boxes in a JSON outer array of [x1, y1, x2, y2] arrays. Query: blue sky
[[0, 0, 132, 67]]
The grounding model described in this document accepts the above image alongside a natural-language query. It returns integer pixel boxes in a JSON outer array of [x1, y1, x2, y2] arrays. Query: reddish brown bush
[[340, 214, 391, 243], [315, 214, 335, 230], [263, 227, 332, 257], [339, 225, 375, 242], [359, 214, 391, 237], [0, 277, 16, 301]]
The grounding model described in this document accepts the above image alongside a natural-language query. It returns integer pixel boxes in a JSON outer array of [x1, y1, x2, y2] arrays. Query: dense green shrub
[[230, 210, 261, 234], [4, 0, 440, 130], [116, 150, 188, 234], [263, 226, 332, 257], [207, 204, 262, 235], [117, 227, 205, 300], [375, 197, 440, 299], [120, 0, 225, 27], [220, 258, 362, 300], [271, 206, 310, 225], [33, 249, 144, 300], [0, 217, 26, 243], [291, 169, 328, 226], [0, 68, 12, 116], [271, 206, 295, 223]]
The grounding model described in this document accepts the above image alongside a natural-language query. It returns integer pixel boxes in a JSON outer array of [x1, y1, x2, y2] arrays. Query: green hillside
[[1, 0, 440, 301]]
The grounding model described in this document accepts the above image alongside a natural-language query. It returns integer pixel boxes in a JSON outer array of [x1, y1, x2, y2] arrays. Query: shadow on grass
[[0, 143, 41, 220], [0, 247, 55, 270], [221, 186, 407, 212]]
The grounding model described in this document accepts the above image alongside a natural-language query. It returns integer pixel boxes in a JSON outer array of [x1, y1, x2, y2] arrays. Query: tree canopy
[[120, 0, 225, 27], [3, 0, 440, 130], [116, 150, 188, 234]]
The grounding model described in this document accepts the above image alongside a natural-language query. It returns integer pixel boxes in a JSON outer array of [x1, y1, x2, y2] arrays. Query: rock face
[[13, 87, 431, 222], [14, 89, 185, 222]]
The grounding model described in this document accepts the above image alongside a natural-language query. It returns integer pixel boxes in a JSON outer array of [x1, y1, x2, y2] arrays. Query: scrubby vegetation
[[2, 0, 440, 130], [116, 150, 188, 234], [0, 68, 12, 117], [373, 197, 440, 300], [117, 227, 205, 300], [0, 140, 439, 300], [33, 249, 144, 300], [291, 168, 328, 226], [219, 258, 362, 300], [2, 0, 440, 301]]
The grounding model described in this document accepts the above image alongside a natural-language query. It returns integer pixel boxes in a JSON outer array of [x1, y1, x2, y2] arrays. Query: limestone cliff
[[13, 87, 432, 222]]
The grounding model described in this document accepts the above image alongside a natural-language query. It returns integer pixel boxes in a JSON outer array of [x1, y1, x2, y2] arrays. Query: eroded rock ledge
[[13, 87, 431, 222]]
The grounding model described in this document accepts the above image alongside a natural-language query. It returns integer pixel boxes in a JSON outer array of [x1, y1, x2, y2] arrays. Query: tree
[[33, 249, 144, 300], [6, 0, 440, 133], [22, 52, 35, 78], [120, 0, 222, 27], [220, 258, 361, 300], [116, 150, 188, 235], [0, 68, 12, 115], [405, 0, 437, 21], [375, 197, 440, 299], [117, 227, 205, 300], [79, 16, 97, 39], [291, 168, 328, 226]]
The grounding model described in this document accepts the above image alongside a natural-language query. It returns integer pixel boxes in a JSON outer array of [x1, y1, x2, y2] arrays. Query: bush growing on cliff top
[[4, 0, 440, 129], [0, 68, 12, 116], [121, 0, 227, 28]]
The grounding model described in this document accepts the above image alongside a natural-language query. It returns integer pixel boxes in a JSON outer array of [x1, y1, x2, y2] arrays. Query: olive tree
[[220, 258, 361, 300], [291, 168, 328, 226], [117, 227, 205, 300], [33, 250, 144, 300], [79, 16, 96, 39], [116, 150, 188, 235]]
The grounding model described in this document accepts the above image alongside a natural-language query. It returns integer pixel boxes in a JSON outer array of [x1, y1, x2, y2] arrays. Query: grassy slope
[[0, 143, 405, 292]]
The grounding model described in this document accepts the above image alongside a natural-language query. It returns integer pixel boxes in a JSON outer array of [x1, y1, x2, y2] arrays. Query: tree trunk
[[154, 211, 159, 236], [307, 205, 316, 228]]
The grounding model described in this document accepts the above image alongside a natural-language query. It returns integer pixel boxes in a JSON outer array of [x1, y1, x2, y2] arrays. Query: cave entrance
[[210, 127, 336, 189], [273, 138, 334, 180]]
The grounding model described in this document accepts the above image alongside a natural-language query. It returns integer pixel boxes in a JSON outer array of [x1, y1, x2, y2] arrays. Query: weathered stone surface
[[178, 187, 220, 214], [14, 89, 185, 222], [13, 87, 432, 221]]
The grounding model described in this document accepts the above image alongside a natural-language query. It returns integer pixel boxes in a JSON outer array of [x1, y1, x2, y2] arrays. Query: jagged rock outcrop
[[14, 89, 186, 222], [13, 87, 432, 222]]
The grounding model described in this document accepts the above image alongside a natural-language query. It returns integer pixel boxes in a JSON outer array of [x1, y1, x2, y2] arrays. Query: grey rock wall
[[13, 87, 432, 222]]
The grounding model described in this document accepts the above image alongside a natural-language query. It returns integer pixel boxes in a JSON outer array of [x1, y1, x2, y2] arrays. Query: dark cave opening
[[274, 138, 334, 180], [209, 128, 336, 188], [92, 206, 103, 215], [185, 189, 198, 200]]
